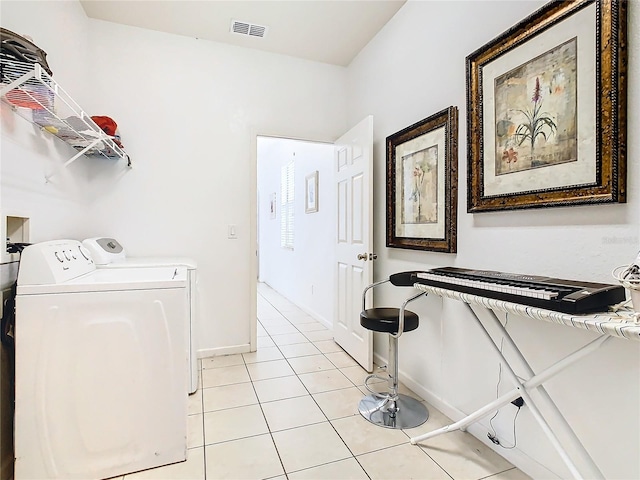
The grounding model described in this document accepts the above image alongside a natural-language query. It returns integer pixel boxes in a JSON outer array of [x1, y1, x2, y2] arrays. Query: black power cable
[[1, 242, 31, 394], [487, 313, 523, 449]]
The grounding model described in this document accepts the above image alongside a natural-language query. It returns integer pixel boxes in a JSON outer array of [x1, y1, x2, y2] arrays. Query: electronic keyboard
[[412, 267, 626, 314]]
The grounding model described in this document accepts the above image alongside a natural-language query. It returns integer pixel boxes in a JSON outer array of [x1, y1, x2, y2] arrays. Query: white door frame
[[250, 128, 336, 352]]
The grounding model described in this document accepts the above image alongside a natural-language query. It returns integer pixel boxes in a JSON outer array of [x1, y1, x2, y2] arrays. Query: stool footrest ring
[[363, 373, 392, 398]]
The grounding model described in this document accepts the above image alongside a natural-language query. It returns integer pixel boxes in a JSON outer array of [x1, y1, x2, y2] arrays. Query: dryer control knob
[[78, 245, 90, 260]]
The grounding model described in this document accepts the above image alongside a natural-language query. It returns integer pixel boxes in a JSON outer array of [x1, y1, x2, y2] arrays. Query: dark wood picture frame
[[466, 0, 627, 213], [386, 106, 458, 252]]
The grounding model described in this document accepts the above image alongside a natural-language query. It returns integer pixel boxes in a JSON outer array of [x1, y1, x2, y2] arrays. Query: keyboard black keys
[[412, 267, 625, 314]]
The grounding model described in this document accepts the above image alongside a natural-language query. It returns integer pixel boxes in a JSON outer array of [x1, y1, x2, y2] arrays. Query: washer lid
[[17, 266, 187, 295], [82, 238, 197, 269]]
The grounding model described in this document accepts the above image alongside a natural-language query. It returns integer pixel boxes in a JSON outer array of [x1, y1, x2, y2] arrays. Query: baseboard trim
[[373, 351, 559, 480], [197, 344, 251, 359], [261, 283, 332, 329], [296, 303, 331, 329]]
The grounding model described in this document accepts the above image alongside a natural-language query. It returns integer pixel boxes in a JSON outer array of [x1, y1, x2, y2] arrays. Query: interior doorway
[[255, 136, 336, 345]]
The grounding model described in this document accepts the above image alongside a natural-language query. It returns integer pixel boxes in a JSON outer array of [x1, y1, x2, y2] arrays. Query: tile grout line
[[276, 292, 374, 480], [198, 285, 526, 480], [197, 358, 208, 479], [259, 288, 366, 478], [261, 285, 478, 480], [241, 337, 290, 480], [259, 287, 377, 479], [260, 285, 447, 479]]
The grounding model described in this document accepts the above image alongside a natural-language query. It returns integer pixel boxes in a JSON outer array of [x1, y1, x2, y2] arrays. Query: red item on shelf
[[91, 116, 118, 136], [5, 88, 50, 110]]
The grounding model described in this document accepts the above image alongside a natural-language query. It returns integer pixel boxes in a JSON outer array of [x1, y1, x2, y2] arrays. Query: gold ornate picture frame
[[386, 106, 458, 252], [466, 0, 627, 213]]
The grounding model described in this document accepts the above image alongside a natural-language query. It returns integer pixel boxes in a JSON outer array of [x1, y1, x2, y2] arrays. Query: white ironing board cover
[[414, 283, 640, 342]]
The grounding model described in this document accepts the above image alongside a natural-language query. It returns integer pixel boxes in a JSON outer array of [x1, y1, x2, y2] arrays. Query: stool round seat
[[360, 308, 419, 334]]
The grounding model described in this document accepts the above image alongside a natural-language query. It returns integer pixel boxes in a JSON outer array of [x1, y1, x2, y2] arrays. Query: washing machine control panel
[[18, 240, 96, 286], [82, 237, 126, 265]]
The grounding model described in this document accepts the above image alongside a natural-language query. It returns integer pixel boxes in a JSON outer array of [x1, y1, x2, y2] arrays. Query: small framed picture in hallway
[[386, 106, 458, 253], [305, 171, 318, 213]]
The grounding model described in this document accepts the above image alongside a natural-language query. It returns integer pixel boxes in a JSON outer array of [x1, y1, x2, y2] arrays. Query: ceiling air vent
[[230, 20, 268, 38]]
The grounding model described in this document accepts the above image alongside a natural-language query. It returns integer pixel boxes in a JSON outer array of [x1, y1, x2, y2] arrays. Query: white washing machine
[[15, 240, 188, 480], [82, 237, 199, 394]]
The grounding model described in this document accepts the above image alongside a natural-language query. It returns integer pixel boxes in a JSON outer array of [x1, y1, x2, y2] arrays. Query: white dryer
[[82, 237, 199, 394], [15, 240, 188, 480]]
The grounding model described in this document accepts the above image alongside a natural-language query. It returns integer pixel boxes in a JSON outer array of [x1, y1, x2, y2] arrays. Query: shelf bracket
[[44, 137, 102, 181]]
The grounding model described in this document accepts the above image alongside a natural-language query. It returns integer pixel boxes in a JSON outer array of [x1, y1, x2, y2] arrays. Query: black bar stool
[[358, 271, 429, 429]]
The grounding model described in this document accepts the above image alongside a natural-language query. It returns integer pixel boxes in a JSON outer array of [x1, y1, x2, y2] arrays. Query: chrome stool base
[[358, 393, 429, 429]]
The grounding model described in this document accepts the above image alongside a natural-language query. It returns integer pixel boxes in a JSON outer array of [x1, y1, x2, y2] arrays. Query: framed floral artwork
[[386, 106, 458, 252], [466, 0, 627, 212]]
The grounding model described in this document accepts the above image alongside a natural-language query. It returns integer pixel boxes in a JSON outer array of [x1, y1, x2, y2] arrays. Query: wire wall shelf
[[0, 59, 131, 178]]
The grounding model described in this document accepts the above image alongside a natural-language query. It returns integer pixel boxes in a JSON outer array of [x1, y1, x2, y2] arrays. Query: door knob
[[357, 253, 368, 260]]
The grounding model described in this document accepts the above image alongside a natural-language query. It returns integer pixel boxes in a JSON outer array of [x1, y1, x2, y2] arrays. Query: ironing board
[[410, 283, 640, 480]]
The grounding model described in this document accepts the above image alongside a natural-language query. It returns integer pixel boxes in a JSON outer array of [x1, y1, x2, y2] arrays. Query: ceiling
[[80, 1, 406, 67]]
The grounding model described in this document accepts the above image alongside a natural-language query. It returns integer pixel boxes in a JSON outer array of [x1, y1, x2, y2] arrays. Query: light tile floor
[[121, 283, 532, 480]]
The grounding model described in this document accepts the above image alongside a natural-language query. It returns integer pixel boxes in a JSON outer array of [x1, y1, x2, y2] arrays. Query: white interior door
[[333, 116, 374, 373]]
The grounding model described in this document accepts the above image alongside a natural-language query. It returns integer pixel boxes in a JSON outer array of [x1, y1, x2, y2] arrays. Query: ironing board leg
[[410, 302, 610, 480]]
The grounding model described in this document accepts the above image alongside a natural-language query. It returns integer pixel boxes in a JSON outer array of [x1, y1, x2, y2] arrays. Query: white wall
[[347, 1, 639, 479], [1, 3, 96, 477], [257, 137, 335, 324], [1, 0, 95, 276], [2, 0, 638, 478], [80, 18, 348, 356], [1, 0, 347, 356]]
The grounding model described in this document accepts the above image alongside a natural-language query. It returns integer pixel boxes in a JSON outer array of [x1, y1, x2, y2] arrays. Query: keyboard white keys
[[412, 267, 626, 314], [416, 272, 559, 300]]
